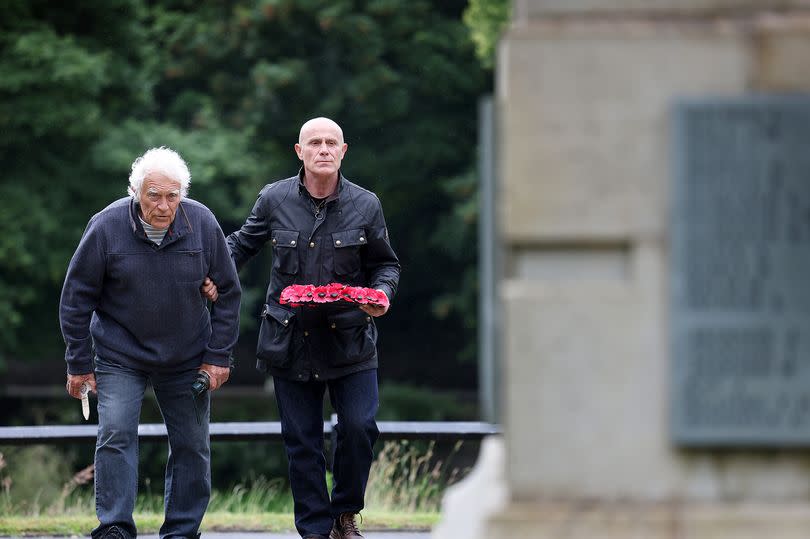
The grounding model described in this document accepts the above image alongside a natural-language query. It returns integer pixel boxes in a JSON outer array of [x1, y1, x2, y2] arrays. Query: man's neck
[[303, 172, 339, 198]]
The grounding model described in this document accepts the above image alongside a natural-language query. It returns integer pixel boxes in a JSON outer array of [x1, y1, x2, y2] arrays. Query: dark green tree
[[0, 0, 490, 389], [0, 0, 157, 362], [142, 0, 490, 382]]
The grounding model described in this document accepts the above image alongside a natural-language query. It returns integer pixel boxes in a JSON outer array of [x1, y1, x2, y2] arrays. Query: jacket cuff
[[66, 360, 94, 376], [374, 284, 394, 304], [202, 351, 232, 368]]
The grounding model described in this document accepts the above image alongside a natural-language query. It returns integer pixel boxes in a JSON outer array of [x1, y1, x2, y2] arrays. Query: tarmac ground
[[3, 533, 430, 539]]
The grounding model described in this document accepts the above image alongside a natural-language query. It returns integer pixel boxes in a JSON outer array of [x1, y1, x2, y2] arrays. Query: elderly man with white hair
[[59, 147, 241, 539]]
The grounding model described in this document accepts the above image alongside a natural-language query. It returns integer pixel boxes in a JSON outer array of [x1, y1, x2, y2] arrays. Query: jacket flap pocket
[[328, 308, 371, 329], [271, 230, 299, 248], [331, 228, 367, 249], [261, 303, 295, 326]]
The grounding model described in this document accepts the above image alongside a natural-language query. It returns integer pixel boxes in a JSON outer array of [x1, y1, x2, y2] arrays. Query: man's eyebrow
[[147, 188, 181, 195]]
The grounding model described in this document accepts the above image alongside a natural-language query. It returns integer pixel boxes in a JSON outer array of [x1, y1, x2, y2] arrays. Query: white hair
[[127, 147, 191, 198]]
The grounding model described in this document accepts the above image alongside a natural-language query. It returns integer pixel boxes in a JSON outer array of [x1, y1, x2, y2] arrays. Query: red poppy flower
[[340, 285, 358, 301], [300, 284, 316, 302], [312, 285, 331, 303], [280, 284, 314, 304], [326, 282, 345, 300], [344, 286, 365, 303], [279, 286, 296, 305], [365, 288, 389, 308]]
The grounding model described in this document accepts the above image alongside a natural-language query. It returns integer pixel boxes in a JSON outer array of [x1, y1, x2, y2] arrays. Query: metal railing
[[0, 417, 501, 445]]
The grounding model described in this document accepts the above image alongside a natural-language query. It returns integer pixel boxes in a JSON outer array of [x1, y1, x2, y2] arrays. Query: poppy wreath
[[279, 283, 389, 308]]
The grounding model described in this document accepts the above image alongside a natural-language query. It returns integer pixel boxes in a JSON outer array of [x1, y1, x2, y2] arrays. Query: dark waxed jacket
[[60, 197, 241, 375], [227, 171, 400, 381]]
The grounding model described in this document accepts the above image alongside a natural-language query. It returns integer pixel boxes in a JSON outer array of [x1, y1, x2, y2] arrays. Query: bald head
[[299, 117, 344, 145]]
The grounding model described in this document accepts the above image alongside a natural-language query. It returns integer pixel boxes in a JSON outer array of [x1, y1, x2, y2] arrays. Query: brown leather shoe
[[330, 512, 363, 539]]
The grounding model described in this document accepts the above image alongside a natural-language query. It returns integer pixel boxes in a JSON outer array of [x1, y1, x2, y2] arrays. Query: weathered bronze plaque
[[672, 98, 810, 446]]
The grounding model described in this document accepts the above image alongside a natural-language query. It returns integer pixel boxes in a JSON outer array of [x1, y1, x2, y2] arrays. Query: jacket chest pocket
[[271, 230, 300, 275], [331, 228, 366, 276], [168, 249, 205, 283]]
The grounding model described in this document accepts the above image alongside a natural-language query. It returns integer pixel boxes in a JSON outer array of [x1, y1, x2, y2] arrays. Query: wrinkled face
[[138, 172, 181, 229], [295, 119, 347, 179]]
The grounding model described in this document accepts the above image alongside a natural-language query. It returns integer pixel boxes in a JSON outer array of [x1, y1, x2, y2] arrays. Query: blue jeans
[[92, 355, 210, 539], [274, 369, 379, 538]]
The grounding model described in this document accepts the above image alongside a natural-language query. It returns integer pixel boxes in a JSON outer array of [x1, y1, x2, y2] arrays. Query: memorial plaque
[[671, 97, 810, 446]]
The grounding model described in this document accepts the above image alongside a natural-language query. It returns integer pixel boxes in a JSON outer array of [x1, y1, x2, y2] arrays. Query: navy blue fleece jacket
[[59, 197, 241, 374]]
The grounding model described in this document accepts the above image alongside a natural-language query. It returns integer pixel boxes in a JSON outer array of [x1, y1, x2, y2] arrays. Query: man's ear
[[294, 143, 303, 160]]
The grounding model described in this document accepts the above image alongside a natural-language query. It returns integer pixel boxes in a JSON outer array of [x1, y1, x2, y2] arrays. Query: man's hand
[[199, 363, 230, 391], [66, 373, 96, 399], [359, 290, 389, 317], [200, 277, 218, 302]]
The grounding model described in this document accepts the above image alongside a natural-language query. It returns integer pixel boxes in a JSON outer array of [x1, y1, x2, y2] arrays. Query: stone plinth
[[477, 1, 810, 538]]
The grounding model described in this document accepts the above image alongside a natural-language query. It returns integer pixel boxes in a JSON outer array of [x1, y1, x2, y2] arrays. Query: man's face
[[295, 120, 347, 179], [138, 172, 182, 229]]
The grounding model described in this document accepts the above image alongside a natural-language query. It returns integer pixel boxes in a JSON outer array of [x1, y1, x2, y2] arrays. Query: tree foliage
[[463, 0, 511, 69], [0, 0, 490, 386]]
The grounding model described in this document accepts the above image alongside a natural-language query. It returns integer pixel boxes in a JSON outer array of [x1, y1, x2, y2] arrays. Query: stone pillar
[[488, 1, 810, 537]]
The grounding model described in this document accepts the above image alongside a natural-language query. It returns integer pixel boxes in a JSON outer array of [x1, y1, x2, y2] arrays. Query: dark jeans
[[92, 355, 211, 539], [274, 369, 379, 538]]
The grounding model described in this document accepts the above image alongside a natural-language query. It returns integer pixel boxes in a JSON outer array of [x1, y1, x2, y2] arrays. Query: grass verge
[[0, 440, 460, 536]]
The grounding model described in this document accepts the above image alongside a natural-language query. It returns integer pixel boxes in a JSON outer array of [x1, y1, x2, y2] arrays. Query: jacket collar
[[297, 167, 343, 202], [128, 197, 193, 248]]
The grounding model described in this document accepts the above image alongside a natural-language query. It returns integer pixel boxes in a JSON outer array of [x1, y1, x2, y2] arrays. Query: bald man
[[223, 117, 400, 539]]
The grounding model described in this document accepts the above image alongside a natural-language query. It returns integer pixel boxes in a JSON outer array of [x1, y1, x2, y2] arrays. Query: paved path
[[7, 533, 430, 539], [147, 533, 429, 539]]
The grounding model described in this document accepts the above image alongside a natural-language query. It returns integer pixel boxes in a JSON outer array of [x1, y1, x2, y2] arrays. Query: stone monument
[[471, 1, 810, 537]]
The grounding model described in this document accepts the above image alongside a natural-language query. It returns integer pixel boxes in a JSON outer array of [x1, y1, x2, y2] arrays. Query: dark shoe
[[99, 526, 133, 539], [330, 512, 363, 539]]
